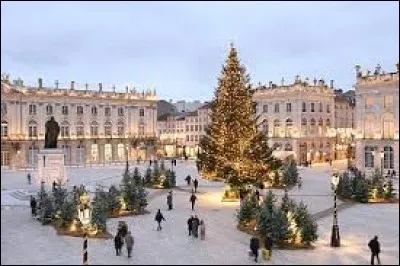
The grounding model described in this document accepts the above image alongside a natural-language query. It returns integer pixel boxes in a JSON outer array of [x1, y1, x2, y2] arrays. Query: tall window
[[28, 121, 38, 137], [382, 115, 395, 139], [310, 118, 316, 135], [77, 106, 84, 115], [311, 103, 315, 112], [104, 144, 112, 162], [62, 105, 69, 115], [364, 114, 374, 138], [105, 107, 111, 116], [76, 121, 84, 137], [383, 146, 394, 169], [104, 121, 112, 136], [1, 151, 10, 166], [91, 106, 98, 116], [273, 119, 280, 137], [319, 102, 323, 112], [139, 108, 145, 117], [286, 103, 292, 113], [263, 105, 268, 113], [285, 118, 293, 137], [61, 144, 71, 165], [28, 145, 39, 167], [301, 118, 307, 136], [29, 104, 37, 115], [76, 143, 85, 165], [274, 103, 280, 113], [46, 105, 53, 115], [261, 119, 268, 135], [302, 102, 306, 112], [60, 121, 70, 137], [384, 95, 393, 108], [91, 144, 98, 162], [364, 146, 375, 168], [318, 118, 324, 135], [118, 107, 124, 116], [139, 124, 145, 135], [117, 143, 125, 161], [327, 104, 331, 113], [1, 121, 8, 137], [117, 121, 124, 136], [90, 121, 98, 136]]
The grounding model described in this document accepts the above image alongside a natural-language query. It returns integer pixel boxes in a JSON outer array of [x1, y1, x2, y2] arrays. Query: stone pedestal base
[[36, 149, 67, 186]]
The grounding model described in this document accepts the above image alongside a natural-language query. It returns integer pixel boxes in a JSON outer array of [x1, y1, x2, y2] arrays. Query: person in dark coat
[[52, 180, 57, 192], [149, 159, 152, 166], [368, 236, 381, 265], [190, 193, 197, 211], [264, 235, 273, 259], [192, 215, 200, 238], [124, 231, 134, 258], [185, 175, 192, 186], [250, 236, 260, 262], [114, 234, 123, 256], [167, 191, 173, 210], [193, 179, 199, 193], [187, 215, 194, 236], [155, 209, 166, 231], [30, 196, 37, 217], [27, 173, 31, 185], [255, 189, 260, 203]]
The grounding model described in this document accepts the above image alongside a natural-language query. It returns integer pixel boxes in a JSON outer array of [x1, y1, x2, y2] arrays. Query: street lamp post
[[79, 192, 91, 265], [331, 173, 340, 247]]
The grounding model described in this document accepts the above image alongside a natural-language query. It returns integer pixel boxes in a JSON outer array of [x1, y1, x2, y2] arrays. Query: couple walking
[[114, 231, 134, 258], [187, 215, 205, 240]]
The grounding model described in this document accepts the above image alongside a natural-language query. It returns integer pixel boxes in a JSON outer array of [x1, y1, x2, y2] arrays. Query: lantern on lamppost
[[330, 172, 340, 247]]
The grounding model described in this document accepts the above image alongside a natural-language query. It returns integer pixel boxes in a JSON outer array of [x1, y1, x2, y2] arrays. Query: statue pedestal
[[36, 149, 67, 186]]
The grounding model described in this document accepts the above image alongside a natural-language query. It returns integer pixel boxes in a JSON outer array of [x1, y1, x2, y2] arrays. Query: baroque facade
[[1, 76, 158, 169], [253, 77, 336, 164], [354, 64, 399, 177]]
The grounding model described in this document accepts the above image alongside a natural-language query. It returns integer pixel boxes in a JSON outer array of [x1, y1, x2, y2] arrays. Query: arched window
[[364, 146, 375, 168], [28, 120, 38, 137], [383, 146, 394, 169], [90, 121, 98, 136], [117, 143, 125, 161], [273, 119, 281, 137], [382, 114, 395, 139], [29, 104, 36, 115], [261, 119, 268, 135], [326, 118, 331, 127], [1, 121, 8, 137], [60, 121, 70, 138], [28, 145, 39, 167], [76, 143, 85, 165], [117, 121, 124, 136], [285, 118, 293, 137], [46, 104, 53, 115], [104, 143, 112, 162], [310, 118, 316, 135], [318, 118, 324, 135], [104, 121, 112, 136], [76, 121, 84, 137], [284, 143, 292, 151], [91, 144, 98, 162]]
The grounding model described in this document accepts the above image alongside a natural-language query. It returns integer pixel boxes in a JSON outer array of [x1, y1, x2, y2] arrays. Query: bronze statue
[[44, 116, 60, 149]]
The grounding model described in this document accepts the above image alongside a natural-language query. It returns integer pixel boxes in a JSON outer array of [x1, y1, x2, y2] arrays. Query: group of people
[[114, 223, 134, 258], [185, 175, 199, 193], [187, 215, 205, 240]]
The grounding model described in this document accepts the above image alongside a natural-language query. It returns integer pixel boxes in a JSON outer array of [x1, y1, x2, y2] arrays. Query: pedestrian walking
[[185, 175, 192, 186], [250, 236, 260, 262], [114, 234, 123, 256], [125, 231, 134, 258], [155, 209, 166, 231], [263, 234, 273, 260], [174, 159, 177, 166], [27, 173, 31, 185], [190, 193, 197, 211], [52, 180, 57, 192], [192, 215, 200, 238], [199, 220, 206, 240], [187, 215, 194, 236], [368, 236, 381, 265], [30, 196, 37, 217], [150, 159, 152, 166], [193, 179, 199, 193], [167, 191, 173, 210]]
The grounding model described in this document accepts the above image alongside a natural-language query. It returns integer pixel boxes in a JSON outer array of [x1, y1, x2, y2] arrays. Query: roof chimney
[[99, 83, 102, 92], [269, 81, 272, 88], [38, 78, 43, 88], [70, 81, 75, 90], [330, 80, 334, 89], [125, 86, 129, 94]]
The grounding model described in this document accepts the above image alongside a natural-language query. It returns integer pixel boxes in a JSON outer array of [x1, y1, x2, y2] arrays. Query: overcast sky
[[1, 1, 399, 101]]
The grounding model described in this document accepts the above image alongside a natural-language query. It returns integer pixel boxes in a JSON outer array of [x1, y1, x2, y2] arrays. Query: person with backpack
[[155, 209, 166, 231], [187, 215, 194, 236]]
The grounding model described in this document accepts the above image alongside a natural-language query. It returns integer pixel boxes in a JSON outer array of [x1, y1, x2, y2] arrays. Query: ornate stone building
[[253, 77, 336, 164], [1, 75, 158, 169], [354, 64, 399, 177]]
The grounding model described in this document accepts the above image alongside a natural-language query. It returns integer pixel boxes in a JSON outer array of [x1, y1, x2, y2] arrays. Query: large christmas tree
[[199, 43, 280, 189]]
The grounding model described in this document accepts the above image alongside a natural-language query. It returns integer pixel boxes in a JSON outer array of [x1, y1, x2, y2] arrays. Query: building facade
[[1, 76, 158, 169], [253, 77, 336, 164], [354, 64, 399, 177]]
